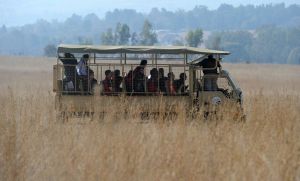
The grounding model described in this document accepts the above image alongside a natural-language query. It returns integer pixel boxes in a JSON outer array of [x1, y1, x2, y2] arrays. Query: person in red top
[[165, 72, 176, 95], [147, 68, 159, 94], [102, 70, 112, 95]]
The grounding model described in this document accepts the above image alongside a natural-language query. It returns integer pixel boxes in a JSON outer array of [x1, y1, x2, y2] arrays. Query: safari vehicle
[[53, 44, 243, 118]]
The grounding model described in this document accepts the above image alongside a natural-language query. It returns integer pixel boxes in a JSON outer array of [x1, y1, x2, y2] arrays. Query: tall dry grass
[[0, 56, 299, 181]]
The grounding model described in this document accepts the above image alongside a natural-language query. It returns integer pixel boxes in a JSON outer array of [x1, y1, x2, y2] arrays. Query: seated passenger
[[89, 69, 98, 94], [101, 70, 113, 95], [125, 70, 133, 93], [147, 68, 159, 94], [165, 72, 176, 95], [133, 59, 147, 94], [113, 69, 123, 93], [159, 68, 167, 93], [174, 73, 188, 94]]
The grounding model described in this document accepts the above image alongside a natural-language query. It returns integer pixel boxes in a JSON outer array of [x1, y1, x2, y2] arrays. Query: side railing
[[54, 63, 190, 96]]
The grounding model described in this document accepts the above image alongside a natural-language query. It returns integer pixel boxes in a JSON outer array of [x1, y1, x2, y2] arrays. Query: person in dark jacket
[[196, 54, 221, 91], [158, 68, 167, 93], [60, 53, 78, 92], [174, 73, 188, 94], [113, 69, 123, 93], [133, 59, 147, 94]]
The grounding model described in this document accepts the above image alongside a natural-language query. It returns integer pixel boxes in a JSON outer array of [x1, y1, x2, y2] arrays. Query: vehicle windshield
[[217, 77, 234, 91], [227, 73, 240, 90]]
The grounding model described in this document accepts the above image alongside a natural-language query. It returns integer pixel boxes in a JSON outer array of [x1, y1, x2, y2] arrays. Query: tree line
[[206, 26, 300, 64], [0, 3, 300, 64], [100, 20, 158, 46], [45, 22, 300, 64], [44, 21, 203, 57]]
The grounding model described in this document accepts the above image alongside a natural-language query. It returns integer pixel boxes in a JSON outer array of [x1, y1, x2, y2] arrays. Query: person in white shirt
[[76, 54, 90, 93], [76, 54, 89, 76]]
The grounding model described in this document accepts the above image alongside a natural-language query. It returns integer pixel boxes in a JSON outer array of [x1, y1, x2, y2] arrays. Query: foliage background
[[0, 3, 300, 63]]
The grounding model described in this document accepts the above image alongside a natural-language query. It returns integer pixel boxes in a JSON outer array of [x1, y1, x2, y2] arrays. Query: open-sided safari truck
[[53, 44, 243, 119]]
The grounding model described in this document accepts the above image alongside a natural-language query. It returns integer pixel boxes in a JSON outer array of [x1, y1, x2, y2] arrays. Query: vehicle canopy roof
[[57, 44, 230, 55]]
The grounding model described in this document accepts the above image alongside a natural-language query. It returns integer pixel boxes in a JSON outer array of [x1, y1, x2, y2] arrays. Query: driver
[[196, 54, 221, 91]]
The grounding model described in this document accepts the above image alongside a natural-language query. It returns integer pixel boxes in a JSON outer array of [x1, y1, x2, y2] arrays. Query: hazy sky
[[0, 0, 299, 26]]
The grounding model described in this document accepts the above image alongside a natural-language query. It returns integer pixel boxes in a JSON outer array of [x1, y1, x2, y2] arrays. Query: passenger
[[133, 59, 147, 94], [125, 70, 133, 93], [101, 70, 113, 95], [165, 72, 176, 95], [174, 73, 188, 94], [76, 54, 90, 93], [147, 68, 159, 94], [89, 69, 98, 94], [196, 54, 221, 91], [158, 68, 167, 93], [112, 69, 123, 93], [76, 54, 89, 76], [60, 53, 77, 92]]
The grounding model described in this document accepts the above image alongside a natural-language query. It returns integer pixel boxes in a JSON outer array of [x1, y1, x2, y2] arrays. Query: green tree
[[220, 31, 253, 62], [139, 20, 157, 45], [185, 28, 203, 47], [44, 44, 56, 57], [172, 39, 184, 46], [101, 28, 114, 45], [205, 34, 221, 50], [114, 23, 122, 45], [78, 36, 93, 45], [115, 23, 131, 45], [250, 26, 286, 63], [131, 32, 139, 45]]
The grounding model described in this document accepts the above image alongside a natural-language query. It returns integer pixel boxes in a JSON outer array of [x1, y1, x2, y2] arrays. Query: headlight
[[212, 96, 221, 105]]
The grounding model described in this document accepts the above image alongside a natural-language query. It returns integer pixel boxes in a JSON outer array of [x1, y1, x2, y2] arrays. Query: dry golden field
[[0, 56, 300, 181]]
